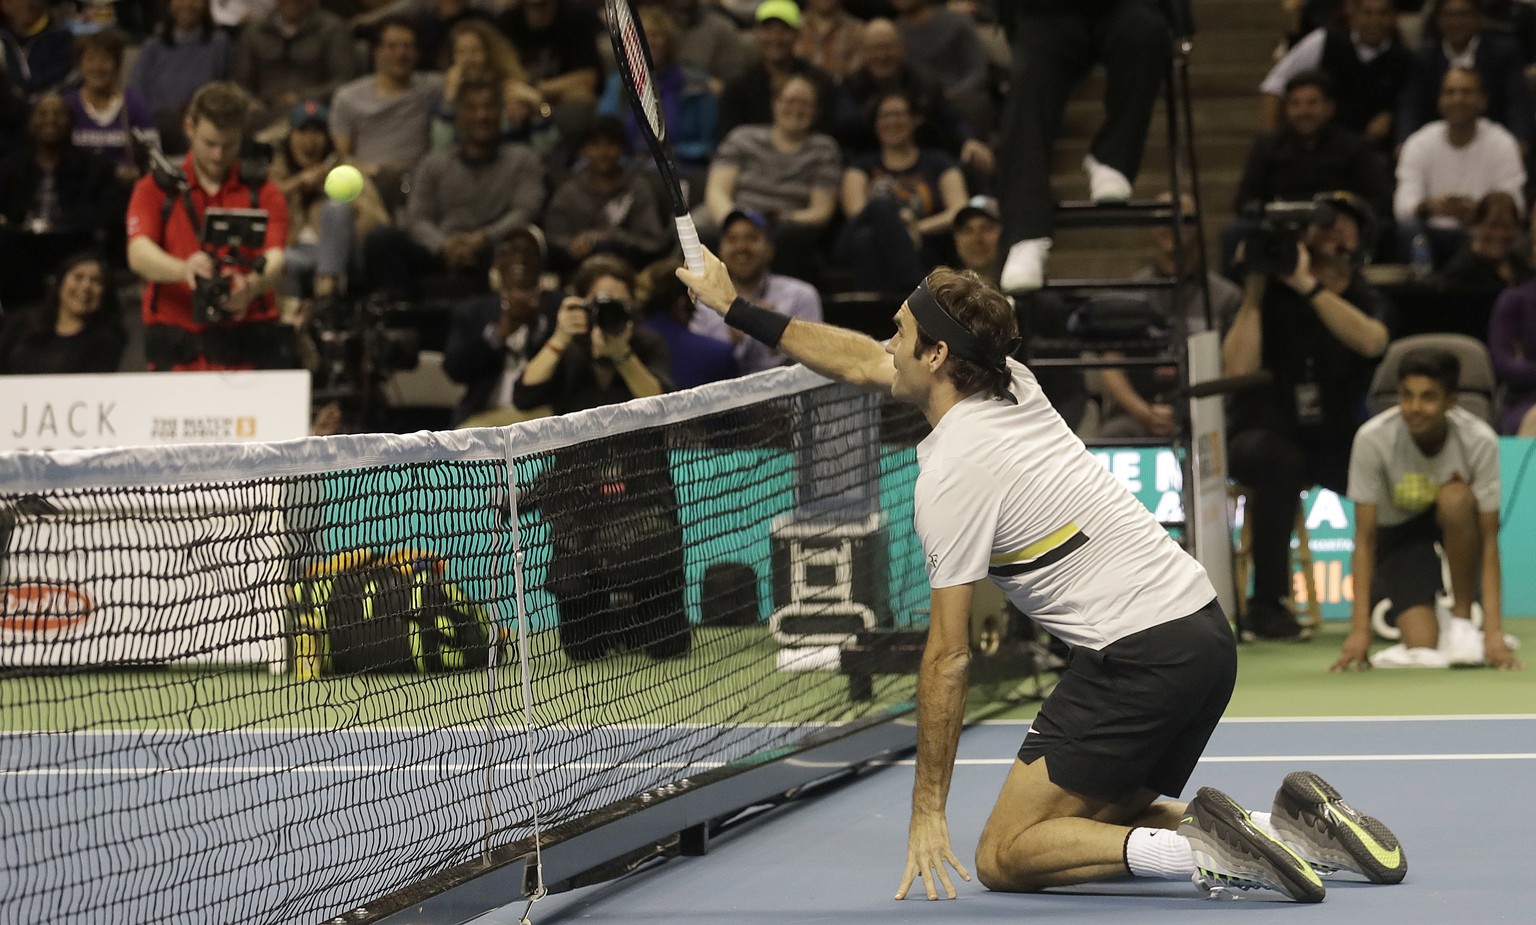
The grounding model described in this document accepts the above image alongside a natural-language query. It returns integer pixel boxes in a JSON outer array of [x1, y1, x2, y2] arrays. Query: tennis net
[[1, 365, 933, 925]]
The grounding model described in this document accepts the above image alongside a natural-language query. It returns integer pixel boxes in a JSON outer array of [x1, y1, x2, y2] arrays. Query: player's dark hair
[[1284, 68, 1335, 102], [1398, 349, 1460, 396], [572, 254, 637, 299], [912, 267, 1018, 400]]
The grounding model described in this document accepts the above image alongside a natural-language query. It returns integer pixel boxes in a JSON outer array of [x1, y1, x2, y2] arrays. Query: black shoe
[[1271, 771, 1407, 884], [1245, 598, 1311, 641], [1179, 787, 1327, 902]]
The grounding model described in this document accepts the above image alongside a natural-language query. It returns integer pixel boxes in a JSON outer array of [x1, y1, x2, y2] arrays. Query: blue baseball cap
[[289, 100, 330, 129]]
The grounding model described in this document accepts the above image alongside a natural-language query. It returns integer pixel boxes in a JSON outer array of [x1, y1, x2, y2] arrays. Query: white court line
[[11, 753, 1536, 776], [978, 714, 1536, 725], [894, 753, 1536, 766], [0, 761, 728, 776], [0, 722, 816, 737], [23, 715, 1530, 737]]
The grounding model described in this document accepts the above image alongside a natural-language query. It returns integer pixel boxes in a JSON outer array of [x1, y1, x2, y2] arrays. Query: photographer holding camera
[[513, 254, 671, 416], [126, 81, 290, 371], [1223, 191, 1392, 640]]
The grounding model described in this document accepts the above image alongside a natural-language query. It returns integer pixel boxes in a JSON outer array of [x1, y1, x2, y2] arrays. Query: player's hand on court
[[1485, 635, 1523, 670], [1331, 629, 1373, 672], [895, 814, 971, 900], [675, 246, 737, 315]]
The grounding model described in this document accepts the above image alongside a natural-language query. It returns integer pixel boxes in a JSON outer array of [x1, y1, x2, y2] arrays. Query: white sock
[[1124, 827, 1197, 879], [1249, 810, 1281, 842]]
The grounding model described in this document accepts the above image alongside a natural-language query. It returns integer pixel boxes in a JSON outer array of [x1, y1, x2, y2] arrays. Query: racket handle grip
[[676, 215, 705, 275]]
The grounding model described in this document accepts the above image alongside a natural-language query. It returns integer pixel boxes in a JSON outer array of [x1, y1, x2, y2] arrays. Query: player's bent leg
[[1395, 604, 1440, 650], [1270, 771, 1408, 884], [974, 757, 1163, 891], [1435, 479, 1481, 619]]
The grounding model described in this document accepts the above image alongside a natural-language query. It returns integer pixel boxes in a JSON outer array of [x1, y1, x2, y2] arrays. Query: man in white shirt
[[677, 244, 1409, 905], [1335, 349, 1520, 670], [1394, 67, 1525, 267]]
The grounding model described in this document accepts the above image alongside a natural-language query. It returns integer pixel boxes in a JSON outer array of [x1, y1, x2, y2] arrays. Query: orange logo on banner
[[237, 417, 256, 437], [0, 584, 94, 633]]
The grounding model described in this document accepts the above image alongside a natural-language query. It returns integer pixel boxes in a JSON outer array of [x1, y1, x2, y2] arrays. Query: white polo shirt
[[914, 359, 1215, 650]]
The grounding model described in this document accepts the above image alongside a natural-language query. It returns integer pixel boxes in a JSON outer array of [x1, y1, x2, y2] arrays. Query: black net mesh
[[1, 381, 932, 925]]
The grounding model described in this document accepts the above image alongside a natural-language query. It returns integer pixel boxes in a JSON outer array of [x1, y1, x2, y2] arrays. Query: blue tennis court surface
[[1, 723, 843, 925], [487, 717, 1536, 925]]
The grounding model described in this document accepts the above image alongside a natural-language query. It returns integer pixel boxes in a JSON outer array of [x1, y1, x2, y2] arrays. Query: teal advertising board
[[1093, 438, 1536, 620]]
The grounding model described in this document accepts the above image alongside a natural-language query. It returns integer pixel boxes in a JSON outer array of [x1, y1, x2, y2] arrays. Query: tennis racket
[[603, 0, 705, 274]]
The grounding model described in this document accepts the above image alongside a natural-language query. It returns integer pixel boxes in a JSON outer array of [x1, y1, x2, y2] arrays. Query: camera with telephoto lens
[[1241, 200, 1336, 277], [311, 295, 421, 399], [193, 208, 270, 324], [585, 293, 632, 337]]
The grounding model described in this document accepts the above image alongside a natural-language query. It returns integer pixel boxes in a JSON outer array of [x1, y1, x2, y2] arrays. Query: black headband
[[906, 280, 1012, 371]]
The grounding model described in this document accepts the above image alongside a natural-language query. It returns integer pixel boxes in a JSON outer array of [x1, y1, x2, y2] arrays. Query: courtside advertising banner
[[0, 487, 289, 669], [2, 370, 310, 451]]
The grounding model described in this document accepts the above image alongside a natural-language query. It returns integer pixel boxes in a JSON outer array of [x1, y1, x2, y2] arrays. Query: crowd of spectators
[[0, 0, 1017, 419], [3, 4, 1536, 605]]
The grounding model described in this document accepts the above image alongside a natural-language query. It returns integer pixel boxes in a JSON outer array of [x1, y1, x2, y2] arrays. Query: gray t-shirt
[[330, 72, 445, 171], [1347, 405, 1501, 527], [712, 125, 841, 219], [406, 143, 547, 252]]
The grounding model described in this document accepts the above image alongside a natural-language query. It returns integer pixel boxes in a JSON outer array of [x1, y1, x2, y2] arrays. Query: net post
[[502, 433, 547, 908]]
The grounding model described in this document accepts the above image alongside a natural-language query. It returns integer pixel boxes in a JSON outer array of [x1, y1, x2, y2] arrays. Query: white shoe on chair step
[[1000, 237, 1050, 291], [1084, 154, 1132, 203]]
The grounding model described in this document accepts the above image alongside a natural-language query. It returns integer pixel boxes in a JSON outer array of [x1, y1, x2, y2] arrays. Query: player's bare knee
[[975, 827, 1047, 892], [975, 852, 1044, 893], [1435, 479, 1476, 526]]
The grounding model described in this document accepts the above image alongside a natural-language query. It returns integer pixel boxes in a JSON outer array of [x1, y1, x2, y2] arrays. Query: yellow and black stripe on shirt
[[988, 522, 1089, 577]]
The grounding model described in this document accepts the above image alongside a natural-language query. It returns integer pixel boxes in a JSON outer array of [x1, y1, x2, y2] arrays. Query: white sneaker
[[1000, 237, 1051, 291], [1369, 644, 1450, 669], [1084, 154, 1132, 203], [1438, 616, 1485, 666]]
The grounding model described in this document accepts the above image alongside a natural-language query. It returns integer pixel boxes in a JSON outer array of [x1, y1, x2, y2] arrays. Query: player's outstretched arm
[[678, 246, 895, 392], [896, 582, 975, 900]]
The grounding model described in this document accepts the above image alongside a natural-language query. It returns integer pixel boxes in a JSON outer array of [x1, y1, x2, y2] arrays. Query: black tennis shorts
[[1018, 598, 1235, 804], [1372, 510, 1443, 626]]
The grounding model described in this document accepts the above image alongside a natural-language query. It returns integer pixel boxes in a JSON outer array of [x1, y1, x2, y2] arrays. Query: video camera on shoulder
[[1241, 199, 1337, 277], [194, 208, 270, 324], [585, 293, 633, 337]]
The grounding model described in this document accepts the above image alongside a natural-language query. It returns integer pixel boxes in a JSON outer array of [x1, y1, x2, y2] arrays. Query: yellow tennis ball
[[324, 164, 364, 203]]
